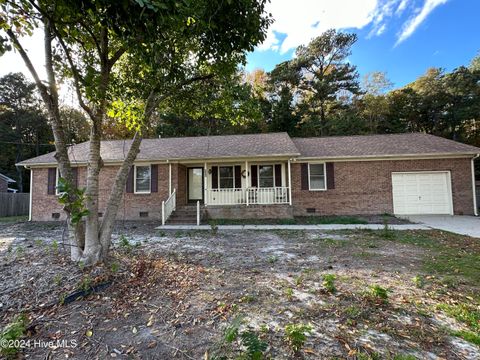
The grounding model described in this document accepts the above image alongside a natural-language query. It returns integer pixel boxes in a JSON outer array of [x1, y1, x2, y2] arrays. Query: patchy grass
[[1, 222, 479, 359], [212, 215, 370, 225], [0, 215, 28, 223]]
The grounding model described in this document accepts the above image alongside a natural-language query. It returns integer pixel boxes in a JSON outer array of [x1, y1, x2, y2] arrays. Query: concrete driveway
[[405, 215, 480, 238]]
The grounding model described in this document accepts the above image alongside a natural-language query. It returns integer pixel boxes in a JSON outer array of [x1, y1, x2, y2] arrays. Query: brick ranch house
[[18, 132, 479, 223]]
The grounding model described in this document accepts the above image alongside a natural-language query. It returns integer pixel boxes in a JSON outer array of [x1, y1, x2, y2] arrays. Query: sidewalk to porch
[[156, 224, 430, 230]]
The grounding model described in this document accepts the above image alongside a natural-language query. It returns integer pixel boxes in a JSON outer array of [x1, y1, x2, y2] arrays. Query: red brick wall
[[291, 158, 475, 216], [31, 157, 475, 221], [32, 164, 172, 221]]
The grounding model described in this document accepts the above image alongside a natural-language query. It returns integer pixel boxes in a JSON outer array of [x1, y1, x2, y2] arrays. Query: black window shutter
[[274, 164, 282, 187], [301, 163, 309, 190], [250, 165, 258, 187], [234, 165, 241, 188], [126, 166, 134, 193], [72, 168, 78, 188], [326, 162, 335, 189], [47, 168, 56, 195], [151, 164, 158, 192], [211, 166, 218, 189]]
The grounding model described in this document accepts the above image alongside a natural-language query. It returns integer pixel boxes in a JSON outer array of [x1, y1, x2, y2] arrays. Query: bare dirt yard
[[0, 219, 479, 359]]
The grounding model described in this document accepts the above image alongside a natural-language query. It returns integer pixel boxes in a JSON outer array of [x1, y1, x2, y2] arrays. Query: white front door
[[392, 172, 453, 215], [188, 168, 203, 202]]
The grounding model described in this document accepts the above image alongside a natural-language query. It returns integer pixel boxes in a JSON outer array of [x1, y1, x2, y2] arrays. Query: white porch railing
[[162, 188, 176, 225], [205, 187, 289, 206]]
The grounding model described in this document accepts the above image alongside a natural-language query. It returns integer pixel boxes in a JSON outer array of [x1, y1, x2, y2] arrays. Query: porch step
[[166, 205, 205, 225]]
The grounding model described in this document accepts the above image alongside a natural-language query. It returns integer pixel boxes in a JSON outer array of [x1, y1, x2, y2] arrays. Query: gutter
[[472, 154, 479, 216]]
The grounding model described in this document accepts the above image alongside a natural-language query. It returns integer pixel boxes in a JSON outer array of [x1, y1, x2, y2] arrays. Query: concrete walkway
[[405, 215, 480, 238], [157, 224, 429, 231]]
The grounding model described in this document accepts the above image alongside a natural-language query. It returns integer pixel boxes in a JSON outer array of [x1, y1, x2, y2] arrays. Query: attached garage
[[392, 172, 453, 215]]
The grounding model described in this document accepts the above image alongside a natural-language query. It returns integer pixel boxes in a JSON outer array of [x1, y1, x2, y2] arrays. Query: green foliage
[[220, 315, 267, 360], [78, 275, 92, 292], [322, 274, 336, 293], [437, 303, 479, 333], [56, 177, 89, 224], [267, 255, 278, 264], [110, 262, 120, 273], [284, 323, 313, 353], [284, 287, 294, 301], [451, 330, 480, 346], [0, 314, 27, 356], [224, 315, 244, 343], [51, 240, 59, 254], [240, 331, 268, 360], [368, 285, 389, 301], [209, 221, 219, 235], [412, 275, 424, 288]]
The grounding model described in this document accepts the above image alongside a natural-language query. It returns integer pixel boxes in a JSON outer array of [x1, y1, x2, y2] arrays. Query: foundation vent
[[306, 208, 316, 214], [139, 211, 149, 218], [52, 213, 60, 219]]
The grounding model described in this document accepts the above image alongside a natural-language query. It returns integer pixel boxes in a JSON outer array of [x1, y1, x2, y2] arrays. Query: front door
[[188, 167, 204, 202]]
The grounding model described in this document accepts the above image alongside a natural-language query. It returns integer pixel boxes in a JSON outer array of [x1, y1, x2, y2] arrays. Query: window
[[219, 166, 234, 189], [55, 168, 61, 195], [259, 165, 274, 188], [135, 165, 151, 193], [309, 163, 326, 190]]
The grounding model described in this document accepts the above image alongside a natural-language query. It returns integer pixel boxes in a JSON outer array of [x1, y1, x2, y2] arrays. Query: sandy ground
[[0, 220, 479, 359]]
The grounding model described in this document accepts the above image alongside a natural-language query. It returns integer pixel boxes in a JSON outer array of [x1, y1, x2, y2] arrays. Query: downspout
[[28, 166, 33, 221], [472, 154, 479, 216]]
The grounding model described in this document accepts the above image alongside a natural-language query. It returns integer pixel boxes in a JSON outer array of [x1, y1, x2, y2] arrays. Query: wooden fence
[[0, 193, 29, 217]]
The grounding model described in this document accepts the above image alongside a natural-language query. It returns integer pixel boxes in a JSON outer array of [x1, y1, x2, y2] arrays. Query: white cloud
[[395, 0, 448, 45], [395, 0, 410, 15], [258, 0, 447, 53], [258, 0, 379, 54]]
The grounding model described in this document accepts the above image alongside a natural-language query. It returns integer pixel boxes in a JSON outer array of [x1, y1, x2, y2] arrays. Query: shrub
[[368, 285, 388, 301], [322, 274, 336, 293], [1, 314, 27, 356], [284, 323, 313, 353]]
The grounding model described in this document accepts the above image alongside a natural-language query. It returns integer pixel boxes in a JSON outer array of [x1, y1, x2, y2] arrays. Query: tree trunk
[[99, 133, 143, 257], [81, 121, 103, 265]]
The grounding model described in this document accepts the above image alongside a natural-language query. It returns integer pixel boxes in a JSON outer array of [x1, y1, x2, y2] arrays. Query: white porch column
[[204, 162, 208, 206], [245, 160, 249, 206], [28, 168, 33, 221], [288, 159, 292, 206], [168, 163, 172, 195]]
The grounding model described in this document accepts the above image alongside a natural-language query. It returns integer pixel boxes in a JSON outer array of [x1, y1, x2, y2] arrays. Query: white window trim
[[218, 165, 235, 189], [257, 164, 276, 188], [134, 164, 152, 194], [55, 167, 61, 196], [308, 162, 327, 191]]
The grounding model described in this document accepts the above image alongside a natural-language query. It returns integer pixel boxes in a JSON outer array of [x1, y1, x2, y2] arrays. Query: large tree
[[1, 0, 271, 264], [292, 29, 361, 135], [0, 72, 53, 191]]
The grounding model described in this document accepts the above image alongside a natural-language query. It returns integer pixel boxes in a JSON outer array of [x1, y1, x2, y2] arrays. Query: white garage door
[[392, 172, 453, 215]]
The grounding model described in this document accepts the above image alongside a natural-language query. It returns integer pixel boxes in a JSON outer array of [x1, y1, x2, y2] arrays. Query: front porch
[[190, 160, 293, 206], [162, 159, 294, 224]]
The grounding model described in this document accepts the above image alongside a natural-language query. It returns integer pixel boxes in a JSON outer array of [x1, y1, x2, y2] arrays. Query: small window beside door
[[134, 165, 151, 194]]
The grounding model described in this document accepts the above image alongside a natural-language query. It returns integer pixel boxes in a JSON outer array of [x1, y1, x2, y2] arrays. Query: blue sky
[[246, 0, 479, 88]]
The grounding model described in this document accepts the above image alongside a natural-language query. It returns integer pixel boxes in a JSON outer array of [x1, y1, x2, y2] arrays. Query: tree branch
[[5, 29, 50, 105]]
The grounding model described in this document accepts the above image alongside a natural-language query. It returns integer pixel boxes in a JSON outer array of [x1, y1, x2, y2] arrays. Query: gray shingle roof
[[17, 132, 300, 165], [17, 132, 480, 166], [292, 133, 480, 158]]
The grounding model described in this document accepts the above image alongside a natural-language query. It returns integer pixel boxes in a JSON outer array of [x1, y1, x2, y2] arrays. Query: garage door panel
[[392, 172, 452, 215]]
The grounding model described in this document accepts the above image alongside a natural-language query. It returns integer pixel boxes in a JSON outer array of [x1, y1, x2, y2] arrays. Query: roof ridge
[[292, 132, 428, 140]]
